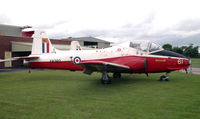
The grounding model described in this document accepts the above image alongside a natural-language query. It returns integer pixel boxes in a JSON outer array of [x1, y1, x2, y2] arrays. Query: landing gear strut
[[101, 71, 111, 84], [113, 72, 121, 79], [159, 72, 169, 81]]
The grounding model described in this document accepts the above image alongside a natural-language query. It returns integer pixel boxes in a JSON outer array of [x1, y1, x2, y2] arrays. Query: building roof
[[62, 37, 110, 43], [0, 24, 22, 29], [0, 24, 32, 29]]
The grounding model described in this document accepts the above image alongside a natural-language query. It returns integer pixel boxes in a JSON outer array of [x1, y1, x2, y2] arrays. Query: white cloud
[[0, 0, 200, 46], [0, 14, 11, 24]]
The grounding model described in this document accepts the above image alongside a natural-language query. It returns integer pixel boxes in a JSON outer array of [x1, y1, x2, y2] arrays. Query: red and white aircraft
[[1, 30, 191, 84]]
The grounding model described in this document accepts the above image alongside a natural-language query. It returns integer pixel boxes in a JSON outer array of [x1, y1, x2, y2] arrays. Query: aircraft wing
[[0, 56, 39, 62], [18, 56, 39, 60], [77, 56, 146, 74], [0, 58, 17, 62], [77, 61, 130, 74]]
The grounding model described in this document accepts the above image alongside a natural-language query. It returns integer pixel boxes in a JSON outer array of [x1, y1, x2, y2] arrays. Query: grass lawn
[[0, 70, 200, 119], [191, 58, 200, 68]]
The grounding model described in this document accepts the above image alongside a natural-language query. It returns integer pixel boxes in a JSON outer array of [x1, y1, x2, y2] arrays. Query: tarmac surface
[[189, 68, 200, 74], [0, 67, 200, 74], [0, 68, 49, 73]]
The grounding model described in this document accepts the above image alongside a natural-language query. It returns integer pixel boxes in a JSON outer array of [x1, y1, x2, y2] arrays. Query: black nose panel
[[150, 50, 187, 58]]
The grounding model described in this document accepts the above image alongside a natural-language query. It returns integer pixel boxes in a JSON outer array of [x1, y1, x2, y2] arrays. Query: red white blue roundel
[[73, 56, 81, 64]]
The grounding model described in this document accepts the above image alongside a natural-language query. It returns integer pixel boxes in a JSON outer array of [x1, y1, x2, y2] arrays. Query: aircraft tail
[[70, 41, 82, 50], [31, 30, 56, 55]]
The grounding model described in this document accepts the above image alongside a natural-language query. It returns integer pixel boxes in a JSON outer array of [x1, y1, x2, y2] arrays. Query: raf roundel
[[73, 56, 82, 64]]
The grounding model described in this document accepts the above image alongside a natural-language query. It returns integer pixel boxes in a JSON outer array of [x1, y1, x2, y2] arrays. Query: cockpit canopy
[[117, 40, 163, 52], [129, 40, 163, 52]]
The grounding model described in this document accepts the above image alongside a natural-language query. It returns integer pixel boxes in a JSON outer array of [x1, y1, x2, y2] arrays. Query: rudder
[[31, 30, 55, 55]]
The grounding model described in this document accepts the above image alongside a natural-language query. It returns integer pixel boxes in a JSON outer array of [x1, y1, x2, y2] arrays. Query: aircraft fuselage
[[29, 46, 190, 73]]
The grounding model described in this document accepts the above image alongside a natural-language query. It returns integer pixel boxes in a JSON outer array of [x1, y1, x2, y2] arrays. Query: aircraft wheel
[[159, 75, 169, 81], [159, 75, 166, 81], [113, 73, 121, 79], [101, 79, 105, 84], [165, 78, 169, 81], [101, 71, 111, 84], [101, 78, 111, 84]]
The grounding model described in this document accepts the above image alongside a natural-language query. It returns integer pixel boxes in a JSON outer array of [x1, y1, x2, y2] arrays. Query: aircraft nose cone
[[184, 59, 191, 68]]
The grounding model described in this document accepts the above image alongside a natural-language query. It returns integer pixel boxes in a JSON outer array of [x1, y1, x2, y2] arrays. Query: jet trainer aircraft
[[0, 30, 190, 84]]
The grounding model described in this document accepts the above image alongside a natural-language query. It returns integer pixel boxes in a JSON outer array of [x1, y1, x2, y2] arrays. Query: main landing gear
[[101, 71, 111, 84], [101, 72, 122, 84], [159, 72, 169, 81], [113, 72, 121, 79]]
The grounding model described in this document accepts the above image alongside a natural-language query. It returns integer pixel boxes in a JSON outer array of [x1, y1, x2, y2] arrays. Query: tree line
[[162, 44, 199, 58]]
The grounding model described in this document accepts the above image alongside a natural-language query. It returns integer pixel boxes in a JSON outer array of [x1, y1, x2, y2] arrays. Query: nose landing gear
[[159, 72, 169, 81]]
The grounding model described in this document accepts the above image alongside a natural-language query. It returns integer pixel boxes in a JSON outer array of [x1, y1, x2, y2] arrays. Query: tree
[[162, 44, 199, 58], [183, 44, 199, 58], [172, 47, 183, 54], [162, 44, 172, 51]]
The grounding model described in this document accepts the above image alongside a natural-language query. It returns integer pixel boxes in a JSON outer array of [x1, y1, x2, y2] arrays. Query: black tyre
[[159, 75, 166, 81], [113, 73, 121, 79]]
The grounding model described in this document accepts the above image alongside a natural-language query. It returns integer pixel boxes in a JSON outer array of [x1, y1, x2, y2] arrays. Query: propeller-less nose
[[185, 59, 192, 74]]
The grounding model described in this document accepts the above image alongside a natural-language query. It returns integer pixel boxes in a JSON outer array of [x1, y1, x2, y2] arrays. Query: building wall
[[98, 42, 110, 49], [79, 41, 84, 47], [0, 24, 22, 37], [63, 37, 111, 49]]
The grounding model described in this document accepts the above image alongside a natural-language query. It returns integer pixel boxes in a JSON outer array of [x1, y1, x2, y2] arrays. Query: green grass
[[191, 58, 200, 68], [0, 70, 200, 119]]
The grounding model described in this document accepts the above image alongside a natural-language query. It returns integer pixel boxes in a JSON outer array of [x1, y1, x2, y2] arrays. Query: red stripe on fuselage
[[29, 61, 83, 70], [28, 56, 190, 73]]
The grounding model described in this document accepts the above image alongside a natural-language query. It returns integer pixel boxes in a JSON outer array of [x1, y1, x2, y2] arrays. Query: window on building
[[84, 41, 98, 48]]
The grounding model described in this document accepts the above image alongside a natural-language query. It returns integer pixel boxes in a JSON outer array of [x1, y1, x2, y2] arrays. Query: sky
[[0, 0, 200, 46]]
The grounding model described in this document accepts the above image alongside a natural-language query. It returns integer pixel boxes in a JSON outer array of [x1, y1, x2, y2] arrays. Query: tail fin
[[31, 30, 56, 55], [70, 41, 82, 50]]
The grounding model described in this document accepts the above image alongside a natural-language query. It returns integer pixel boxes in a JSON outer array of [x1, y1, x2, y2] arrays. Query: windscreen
[[129, 41, 162, 52], [149, 42, 162, 52], [129, 41, 149, 52]]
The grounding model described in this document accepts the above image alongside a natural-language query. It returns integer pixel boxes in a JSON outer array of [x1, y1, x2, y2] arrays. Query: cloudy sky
[[0, 0, 200, 46]]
